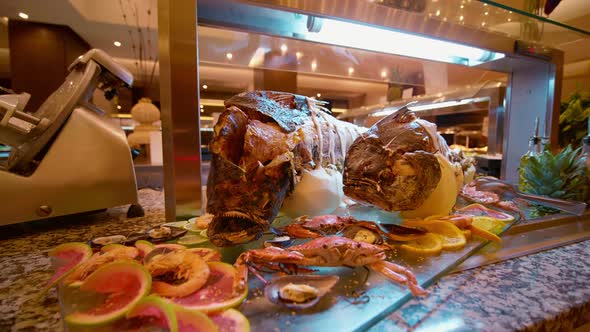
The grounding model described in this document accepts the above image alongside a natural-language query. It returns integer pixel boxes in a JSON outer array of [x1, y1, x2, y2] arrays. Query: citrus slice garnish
[[421, 221, 466, 251], [177, 234, 209, 245], [183, 222, 201, 233], [469, 225, 502, 244], [399, 233, 443, 256], [471, 216, 506, 235]]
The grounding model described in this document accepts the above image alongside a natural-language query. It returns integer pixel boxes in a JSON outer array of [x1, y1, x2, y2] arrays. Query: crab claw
[[369, 261, 426, 296]]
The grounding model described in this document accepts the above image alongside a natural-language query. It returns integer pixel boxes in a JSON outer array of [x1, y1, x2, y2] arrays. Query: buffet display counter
[[1, 189, 589, 331]]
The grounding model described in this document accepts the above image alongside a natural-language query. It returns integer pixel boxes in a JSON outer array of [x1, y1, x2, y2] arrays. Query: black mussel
[[125, 230, 149, 244], [340, 226, 382, 244], [263, 236, 294, 248], [90, 235, 127, 247], [264, 275, 340, 310]]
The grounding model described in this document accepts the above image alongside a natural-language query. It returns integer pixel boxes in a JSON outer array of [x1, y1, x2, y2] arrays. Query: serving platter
[[57, 198, 557, 332], [228, 203, 519, 331]]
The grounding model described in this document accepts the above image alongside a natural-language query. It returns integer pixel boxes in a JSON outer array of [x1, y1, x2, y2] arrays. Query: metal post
[[501, 57, 561, 183], [158, 0, 202, 221]]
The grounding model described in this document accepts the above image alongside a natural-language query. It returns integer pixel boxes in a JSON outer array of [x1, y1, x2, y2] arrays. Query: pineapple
[[519, 145, 589, 202]]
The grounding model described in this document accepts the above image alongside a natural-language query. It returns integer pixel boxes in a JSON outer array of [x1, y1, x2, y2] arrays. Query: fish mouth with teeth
[[205, 91, 363, 247], [207, 212, 269, 247]]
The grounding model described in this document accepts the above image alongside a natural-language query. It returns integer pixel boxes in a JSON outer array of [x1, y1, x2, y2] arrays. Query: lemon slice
[[470, 225, 502, 243], [162, 220, 189, 228], [471, 216, 506, 235], [183, 222, 200, 233], [399, 233, 443, 256], [177, 234, 209, 245], [421, 221, 466, 251], [199, 229, 209, 238]]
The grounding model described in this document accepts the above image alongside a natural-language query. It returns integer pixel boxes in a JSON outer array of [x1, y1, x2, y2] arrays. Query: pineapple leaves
[[519, 144, 589, 202]]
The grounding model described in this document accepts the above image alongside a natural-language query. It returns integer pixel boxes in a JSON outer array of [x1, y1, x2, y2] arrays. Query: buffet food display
[[42, 91, 539, 331]]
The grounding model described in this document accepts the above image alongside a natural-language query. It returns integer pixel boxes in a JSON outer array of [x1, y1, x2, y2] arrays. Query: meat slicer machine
[[0, 49, 138, 225]]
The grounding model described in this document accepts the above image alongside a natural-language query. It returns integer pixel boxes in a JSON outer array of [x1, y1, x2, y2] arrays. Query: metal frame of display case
[[158, 0, 565, 219]]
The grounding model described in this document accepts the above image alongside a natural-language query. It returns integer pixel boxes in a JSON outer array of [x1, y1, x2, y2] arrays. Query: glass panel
[[198, 26, 429, 87], [416, 0, 590, 45], [59, 199, 533, 331]]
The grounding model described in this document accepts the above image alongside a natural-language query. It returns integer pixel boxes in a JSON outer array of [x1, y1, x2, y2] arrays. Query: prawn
[[145, 250, 210, 298]]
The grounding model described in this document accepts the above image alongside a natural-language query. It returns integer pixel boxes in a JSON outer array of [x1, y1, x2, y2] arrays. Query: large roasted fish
[[206, 91, 363, 247], [343, 105, 464, 216]]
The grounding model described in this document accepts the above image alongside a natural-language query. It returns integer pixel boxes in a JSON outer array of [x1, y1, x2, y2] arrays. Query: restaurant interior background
[[0, 0, 589, 184]]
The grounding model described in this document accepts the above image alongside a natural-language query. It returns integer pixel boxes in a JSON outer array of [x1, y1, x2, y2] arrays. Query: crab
[[281, 215, 426, 242], [234, 236, 426, 297]]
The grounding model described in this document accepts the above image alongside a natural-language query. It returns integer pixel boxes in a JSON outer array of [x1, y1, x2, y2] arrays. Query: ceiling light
[[302, 17, 503, 67], [18, 12, 28, 19], [435, 10, 440, 16], [371, 98, 481, 117], [484, 11, 488, 15], [459, 15, 464, 21], [348, 67, 354, 75], [280, 44, 288, 53], [507, 18, 512, 22], [311, 60, 317, 71], [380, 70, 387, 78], [114, 41, 122, 47], [117, 105, 122, 110], [295, 51, 303, 60], [481, 22, 486, 26], [460, 5, 464, 8], [316, 93, 321, 98], [202, 84, 208, 90], [226, 52, 233, 60]]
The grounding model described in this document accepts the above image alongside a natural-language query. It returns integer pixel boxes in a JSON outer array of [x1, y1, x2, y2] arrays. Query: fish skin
[[343, 108, 442, 211], [207, 91, 363, 247]]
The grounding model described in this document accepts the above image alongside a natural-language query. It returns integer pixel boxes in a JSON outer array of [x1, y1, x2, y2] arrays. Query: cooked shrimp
[[65, 246, 139, 284], [146, 250, 210, 298]]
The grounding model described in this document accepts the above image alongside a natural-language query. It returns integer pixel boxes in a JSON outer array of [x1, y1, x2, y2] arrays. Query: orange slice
[[399, 233, 443, 256], [421, 221, 466, 251]]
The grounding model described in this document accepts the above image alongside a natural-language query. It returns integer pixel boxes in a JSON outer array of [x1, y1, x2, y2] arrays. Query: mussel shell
[[90, 235, 127, 247], [263, 236, 294, 248], [125, 231, 149, 244], [340, 226, 382, 244], [264, 275, 340, 310], [147, 225, 187, 243]]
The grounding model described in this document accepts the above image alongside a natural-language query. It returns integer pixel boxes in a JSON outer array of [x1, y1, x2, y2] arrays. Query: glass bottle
[[518, 117, 541, 190]]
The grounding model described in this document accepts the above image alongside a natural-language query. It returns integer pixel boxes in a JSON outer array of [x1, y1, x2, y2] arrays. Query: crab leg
[[233, 247, 305, 295], [369, 261, 426, 296], [282, 224, 322, 238]]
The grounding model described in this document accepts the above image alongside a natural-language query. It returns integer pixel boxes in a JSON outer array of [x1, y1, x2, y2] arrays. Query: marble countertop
[[1, 188, 589, 331]]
